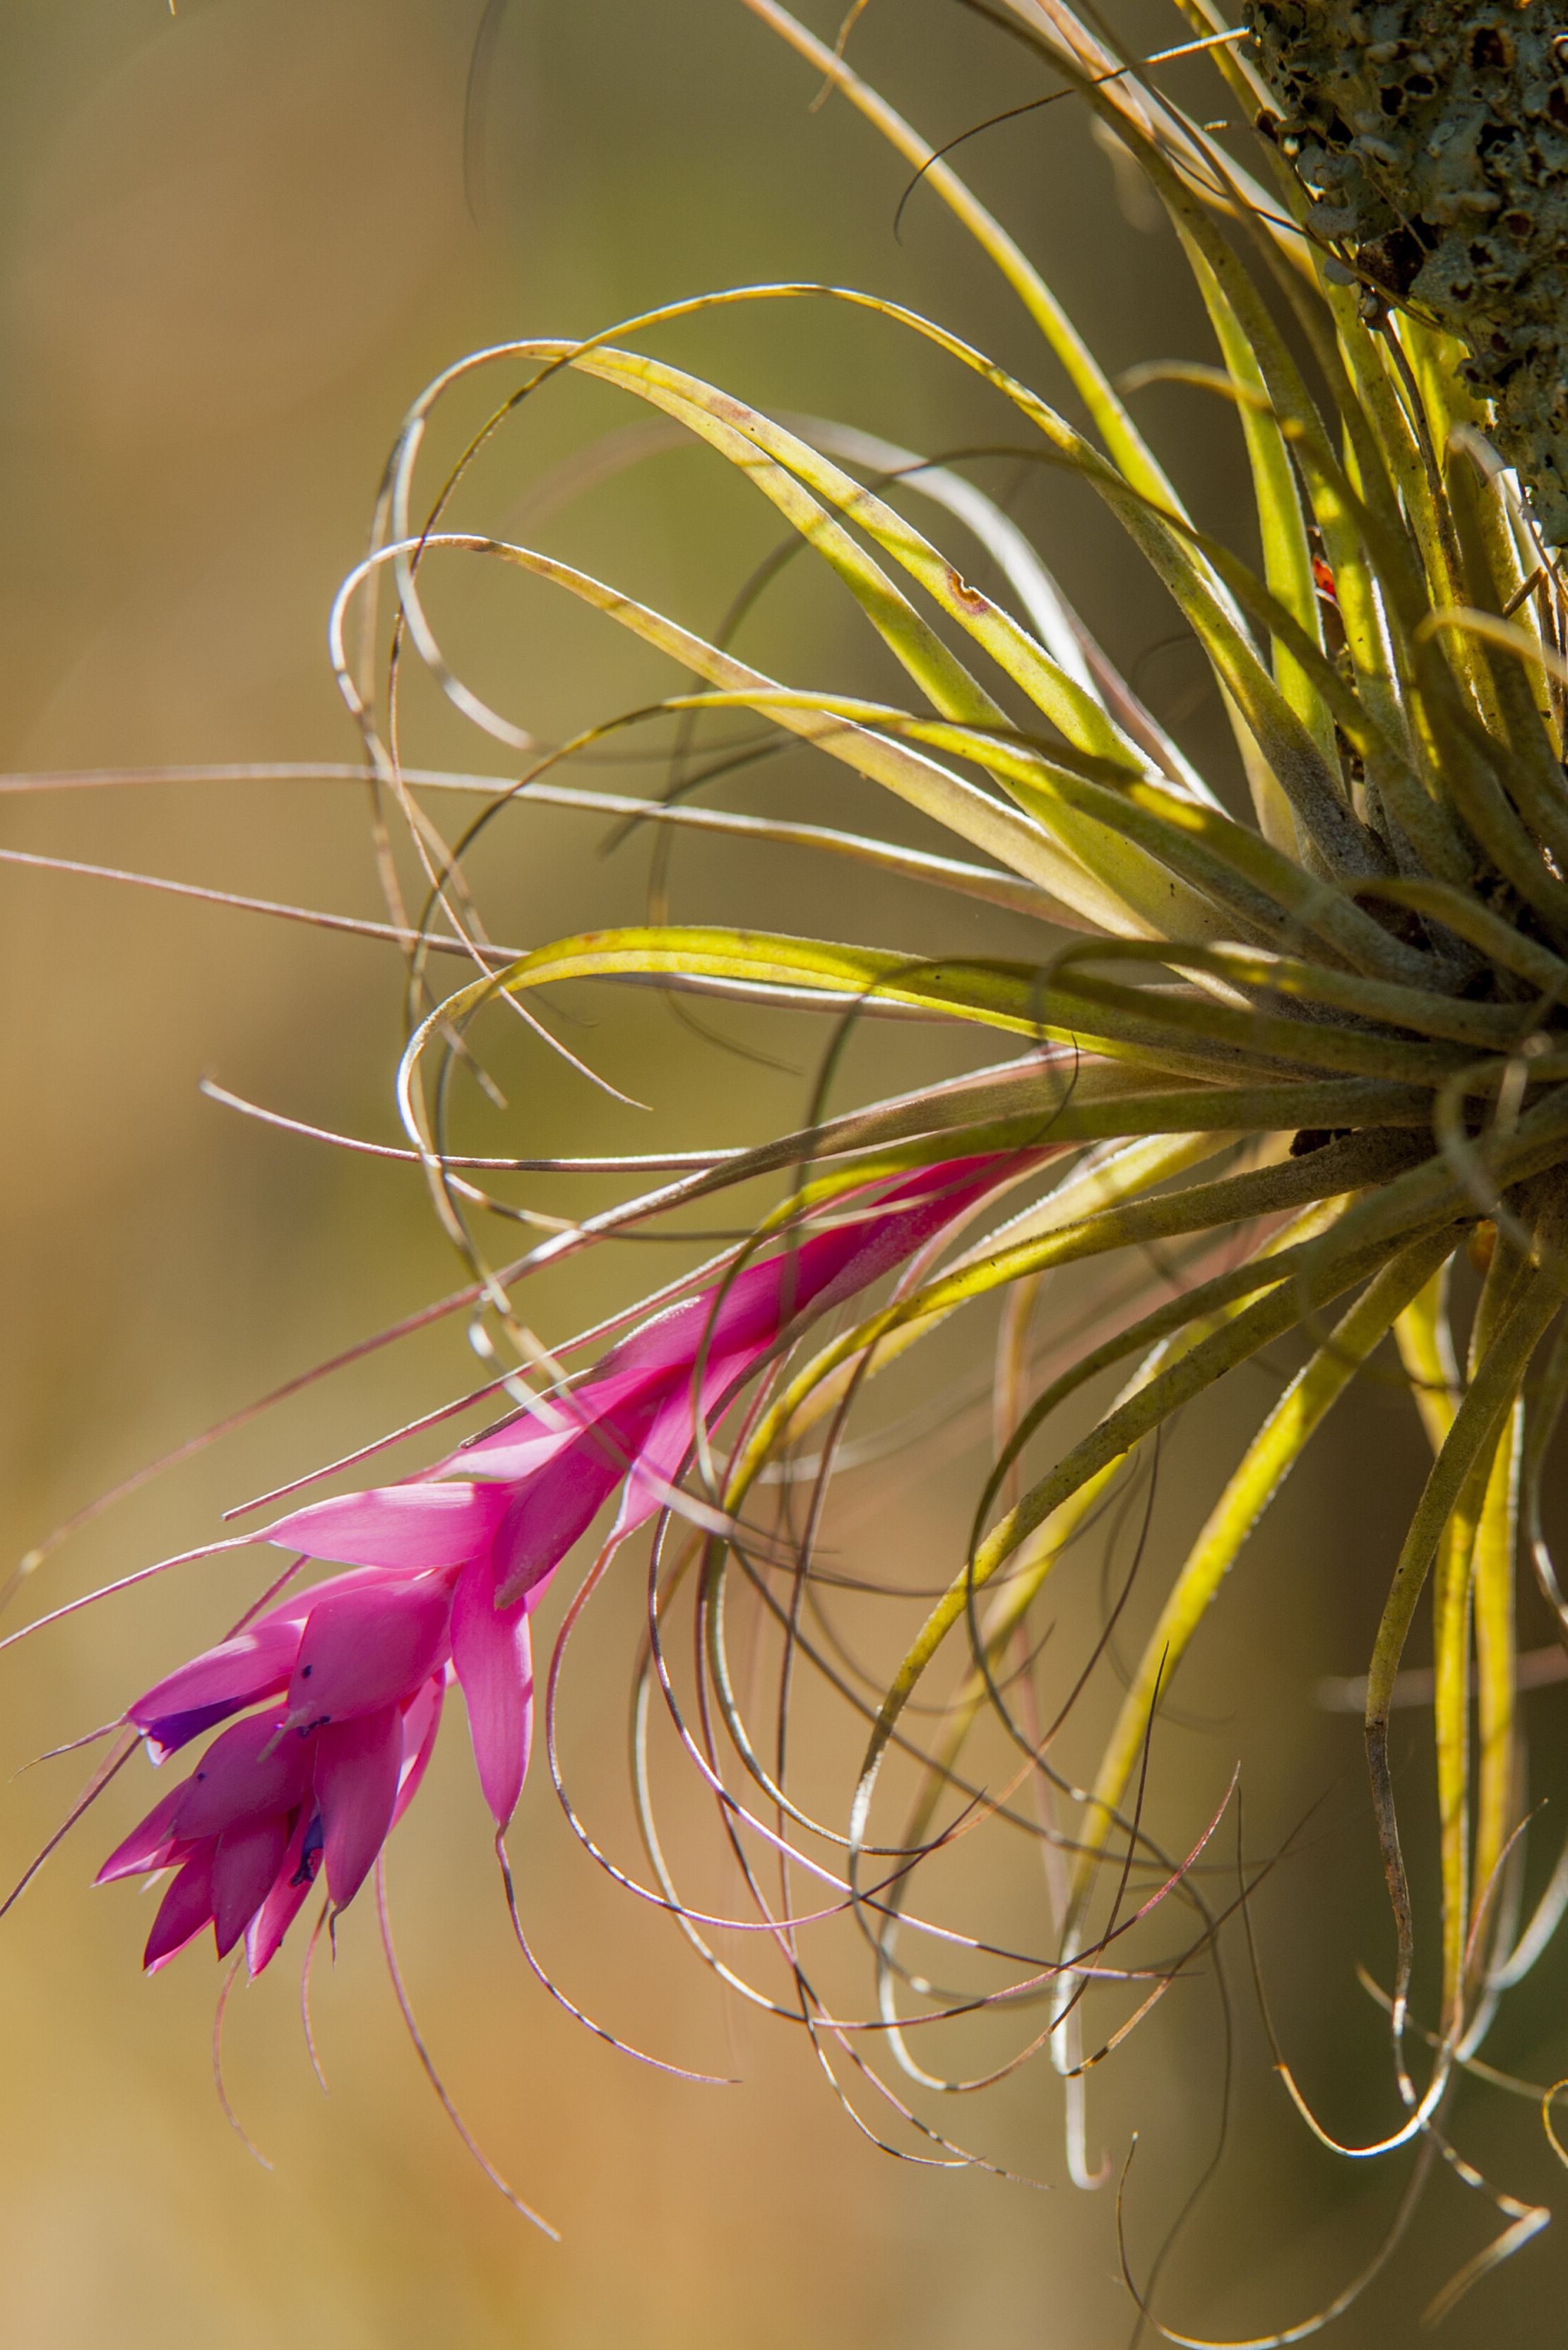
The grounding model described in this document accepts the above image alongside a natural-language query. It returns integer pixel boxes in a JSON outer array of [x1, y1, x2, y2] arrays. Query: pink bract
[[101, 1155, 1030, 1974]]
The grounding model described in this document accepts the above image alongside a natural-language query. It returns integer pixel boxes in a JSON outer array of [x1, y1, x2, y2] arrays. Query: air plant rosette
[[12, 0, 1568, 2334]]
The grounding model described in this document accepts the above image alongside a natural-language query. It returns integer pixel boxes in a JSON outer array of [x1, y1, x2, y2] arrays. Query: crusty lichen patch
[[1246, 0, 1568, 543]]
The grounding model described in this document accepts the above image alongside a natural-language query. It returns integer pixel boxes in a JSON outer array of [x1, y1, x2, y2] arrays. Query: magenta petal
[[600, 1234, 857, 1385], [451, 1565, 533, 1829], [611, 1346, 754, 1544], [266, 1482, 509, 1571], [245, 1810, 318, 1976], [391, 1673, 446, 1830], [314, 1705, 402, 1909], [489, 1397, 661, 1611], [568, 1158, 1006, 1402], [250, 1567, 418, 1626], [443, 1413, 586, 1485], [446, 1363, 663, 1466], [174, 1711, 314, 1841], [650, 1252, 819, 1362], [143, 1847, 217, 1974], [129, 1617, 303, 1754], [283, 1575, 453, 1729], [211, 1813, 289, 1956], [802, 1186, 992, 1317], [128, 1570, 437, 1759], [449, 1358, 660, 1482], [97, 1783, 191, 1885]]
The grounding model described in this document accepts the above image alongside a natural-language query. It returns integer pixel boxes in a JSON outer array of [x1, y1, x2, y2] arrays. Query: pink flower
[[100, 1155, 1023, 1974], [100, 1569, 466, 1972], [271, 1154, 1019, 1611]]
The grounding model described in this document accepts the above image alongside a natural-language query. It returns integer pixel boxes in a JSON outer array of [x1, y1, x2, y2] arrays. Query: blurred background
[[2, 3, 1567, 2343]]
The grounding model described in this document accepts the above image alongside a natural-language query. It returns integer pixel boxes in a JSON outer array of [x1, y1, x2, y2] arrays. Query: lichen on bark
[[1245, 0, 1568, 544]]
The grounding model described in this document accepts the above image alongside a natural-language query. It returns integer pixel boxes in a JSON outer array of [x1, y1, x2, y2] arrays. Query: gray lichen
[[1245, 0, 1568, 544]]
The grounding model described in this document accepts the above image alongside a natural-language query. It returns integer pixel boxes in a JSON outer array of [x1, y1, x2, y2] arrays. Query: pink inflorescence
[[99, 1156, 1021, 1975]]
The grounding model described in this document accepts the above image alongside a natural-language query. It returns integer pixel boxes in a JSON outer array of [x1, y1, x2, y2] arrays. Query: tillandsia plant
[[13, 0, 1568, 2334]]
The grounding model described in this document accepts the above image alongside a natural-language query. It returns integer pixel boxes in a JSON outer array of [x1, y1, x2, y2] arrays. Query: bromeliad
[[96, 1152, 1044, 1974], [12, 0, 1568, 2326]]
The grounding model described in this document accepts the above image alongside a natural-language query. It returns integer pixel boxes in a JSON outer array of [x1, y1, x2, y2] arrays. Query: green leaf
[[1071, 1226, 1459, 1911], [849, 1203, 1418, 1851]]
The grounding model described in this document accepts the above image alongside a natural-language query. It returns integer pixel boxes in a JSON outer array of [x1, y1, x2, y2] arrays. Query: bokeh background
[[3, 4, 1568, 2343]]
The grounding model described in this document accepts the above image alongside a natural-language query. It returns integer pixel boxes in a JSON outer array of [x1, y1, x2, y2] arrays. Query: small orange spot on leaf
[[946, 565, 989, 614]]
